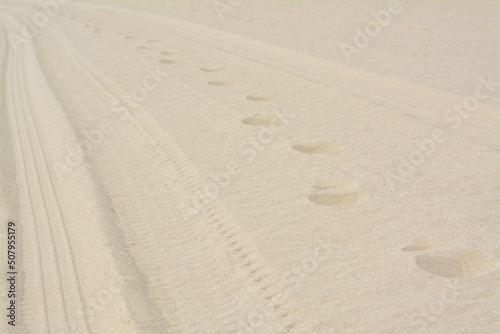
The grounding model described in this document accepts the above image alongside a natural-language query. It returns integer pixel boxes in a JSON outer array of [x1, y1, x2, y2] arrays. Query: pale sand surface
[[0, 1, 499, 333]]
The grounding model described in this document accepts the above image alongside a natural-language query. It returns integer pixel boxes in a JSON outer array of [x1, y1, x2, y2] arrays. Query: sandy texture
[[0, 1, 499, 333]]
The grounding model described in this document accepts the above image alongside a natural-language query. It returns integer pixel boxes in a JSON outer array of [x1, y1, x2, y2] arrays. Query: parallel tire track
[[41, 19, 315, 333], [4, 17, 65, 333], [2, 13, 92, 333], [17, 33, 92, 334], [2, 23, 50, 333]]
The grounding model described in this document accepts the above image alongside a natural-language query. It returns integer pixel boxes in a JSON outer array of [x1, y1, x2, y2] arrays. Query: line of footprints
[[79, 17, 368, 209], [75, 16, 500, 282]]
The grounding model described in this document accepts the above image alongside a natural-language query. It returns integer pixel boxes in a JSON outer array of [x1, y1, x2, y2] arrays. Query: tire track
[[81, 4, 500, 250], [61, 4, 296, 147], [4, 13, 94, 331], [1, 26, 50, 334], [84, 2, 499, 151], [43, 20, 315, 333], [37, 23, 171, 334], [2, 10, 134, 334], [16, 36, 92, 334], [31, 3, 500, 334], [3, 17, 64, 333], [0, 22, 31, 334]]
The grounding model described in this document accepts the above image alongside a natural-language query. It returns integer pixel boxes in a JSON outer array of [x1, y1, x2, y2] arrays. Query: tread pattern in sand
[[2, 2, 498, 333], [36, 21, 314, 333]]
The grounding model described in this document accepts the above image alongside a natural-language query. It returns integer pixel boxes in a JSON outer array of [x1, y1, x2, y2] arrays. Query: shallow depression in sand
[[292, 141, 344, 154], [241, 113, 284, 126], [246, 92, 277, 101], [207, 80, 235, 86], [415, 250, 499, 278], [161, 50, 182, 55], [160, 58, 188, 64], [308, 191, 368, 207], [200, 66, 227, 72], [308, 178, 368, 207]]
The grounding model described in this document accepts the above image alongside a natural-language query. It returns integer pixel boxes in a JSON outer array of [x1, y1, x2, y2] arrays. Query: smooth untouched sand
[[0, 1, 499, 333]]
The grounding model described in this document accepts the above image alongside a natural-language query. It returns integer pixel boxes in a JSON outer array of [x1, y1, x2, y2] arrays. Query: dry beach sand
[[0, 0, 499, 333]]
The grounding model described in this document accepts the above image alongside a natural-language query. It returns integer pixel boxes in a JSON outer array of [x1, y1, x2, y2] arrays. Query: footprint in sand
[[247, 92, 277, 101], [241, 112, 285, 127], [160, 58, 188, 65], [200, 66, 227, 72], [161, 50, 182, 56], [308, 178, 368, 207], [292, 141, 344, 154], [415, 250, 499, 278], [207, 80, 235, 87]]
